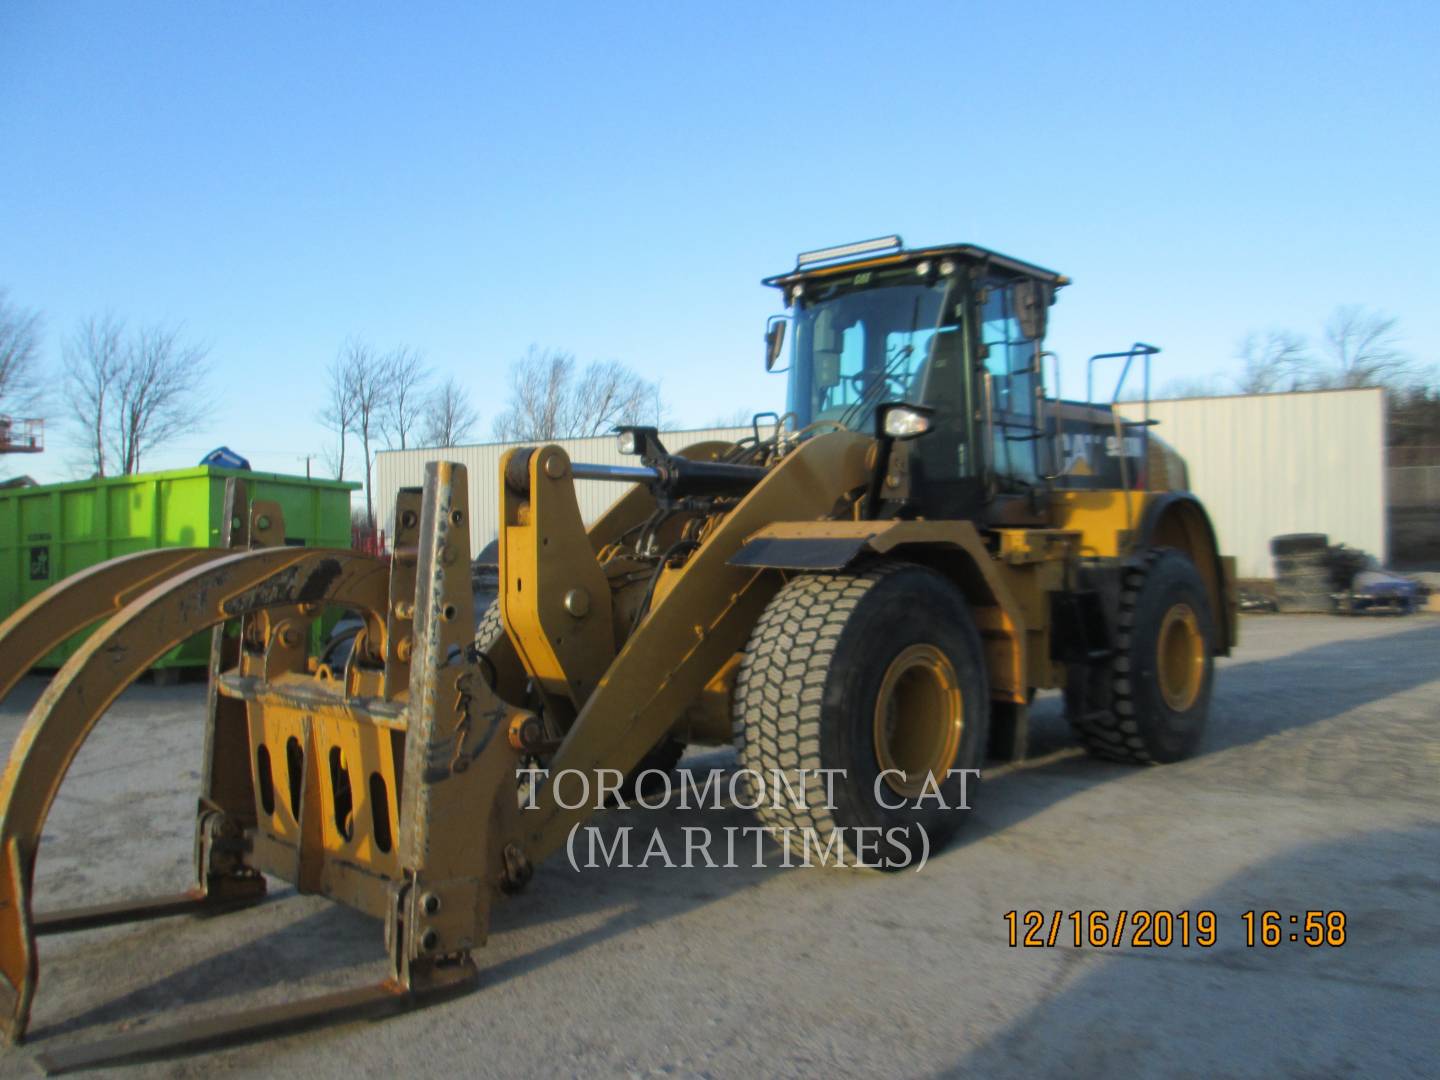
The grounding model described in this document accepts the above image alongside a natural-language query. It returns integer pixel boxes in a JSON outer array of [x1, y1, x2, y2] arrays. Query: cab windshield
[[784, 269, 958, 431]]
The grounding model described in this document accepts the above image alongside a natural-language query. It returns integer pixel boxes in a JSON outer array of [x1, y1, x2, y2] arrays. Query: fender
[[1137, 492, 1237, 655], [729, 519, 1029, 706]]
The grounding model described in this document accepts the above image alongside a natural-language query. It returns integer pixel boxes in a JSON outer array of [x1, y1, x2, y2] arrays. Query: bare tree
[[492, 346, 571, 441], [0, 289, 43, 415], [491, 346, 664, 441], [319, 340, 421, 522], [422, 376, 479, 447], [318, 442, 346, 481], [109, 325, 211, 474], [646, 381, 674, 431], [318, 355, 357, 481], [1388, 386, 1440, 449], [573, 359, 662, 437], [64, 316, 125, 475], [1233, 330, 1314, 394], [380, 346, 430, 450], [62, 317, 206, 476], [337, 340, 393, 527], [1318, 306, 1426, 389]]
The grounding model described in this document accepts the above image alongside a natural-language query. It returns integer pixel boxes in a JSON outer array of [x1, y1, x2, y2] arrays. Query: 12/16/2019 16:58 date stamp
[[1004, 910, 1348, 948]]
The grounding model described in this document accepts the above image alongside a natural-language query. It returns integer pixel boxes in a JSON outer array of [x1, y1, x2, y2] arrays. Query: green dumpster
[[0, 466, 360, 669]]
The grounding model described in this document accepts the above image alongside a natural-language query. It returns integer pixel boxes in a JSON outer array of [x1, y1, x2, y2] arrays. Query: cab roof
[[762, 235, 1069, 290]]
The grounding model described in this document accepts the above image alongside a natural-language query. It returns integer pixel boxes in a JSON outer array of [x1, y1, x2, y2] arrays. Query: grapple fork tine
[[32, 958, 477, 1075]]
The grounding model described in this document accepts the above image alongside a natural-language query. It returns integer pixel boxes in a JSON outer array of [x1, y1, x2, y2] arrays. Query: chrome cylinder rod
[[570, 462, 662, 483]]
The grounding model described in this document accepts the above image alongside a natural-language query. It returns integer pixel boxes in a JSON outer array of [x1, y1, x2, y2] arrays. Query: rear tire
[[733, 562, 988, 869], [1065, 547, 1215, 763]]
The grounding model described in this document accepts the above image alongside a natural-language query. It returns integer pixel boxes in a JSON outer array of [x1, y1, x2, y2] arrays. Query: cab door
[[978, 277, 1046, 516]]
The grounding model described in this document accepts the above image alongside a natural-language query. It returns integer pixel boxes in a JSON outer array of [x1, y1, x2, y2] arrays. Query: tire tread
[[1068, 550, 1165, 764], [732, 565, 908, 860]]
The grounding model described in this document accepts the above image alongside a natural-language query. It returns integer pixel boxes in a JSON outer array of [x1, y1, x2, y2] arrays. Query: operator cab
[[764, 236, 1066, 525]]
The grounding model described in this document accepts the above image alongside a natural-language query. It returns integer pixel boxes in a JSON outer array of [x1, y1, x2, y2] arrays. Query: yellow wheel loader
[[0, 236, 1234, 1071]]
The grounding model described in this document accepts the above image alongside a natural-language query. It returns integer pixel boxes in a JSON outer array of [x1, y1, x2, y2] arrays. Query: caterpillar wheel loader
[[0, 236, 1234, 1071]]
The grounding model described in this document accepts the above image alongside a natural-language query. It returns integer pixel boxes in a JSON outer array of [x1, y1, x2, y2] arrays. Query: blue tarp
[[200, 446, 251, 470]]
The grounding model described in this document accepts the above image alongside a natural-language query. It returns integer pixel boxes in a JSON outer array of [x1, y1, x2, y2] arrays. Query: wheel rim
[[872, 644, 964, 798], [1156, 603, 1205, 711]]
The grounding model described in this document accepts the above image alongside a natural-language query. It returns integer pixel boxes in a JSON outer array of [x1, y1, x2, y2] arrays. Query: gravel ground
[[0, 613, 1436, 1078]]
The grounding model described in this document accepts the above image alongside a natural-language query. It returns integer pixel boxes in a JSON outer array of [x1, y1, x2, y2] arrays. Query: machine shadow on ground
[[939, 824, 1440, 1077], [992, 620, 1440, 785]]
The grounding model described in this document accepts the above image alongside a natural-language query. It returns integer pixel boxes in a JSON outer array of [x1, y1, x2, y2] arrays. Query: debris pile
[[1270, 533, 1429, 615]]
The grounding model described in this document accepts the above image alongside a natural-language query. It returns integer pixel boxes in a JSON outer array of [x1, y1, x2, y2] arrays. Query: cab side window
[[980, 280, 1041, 487]]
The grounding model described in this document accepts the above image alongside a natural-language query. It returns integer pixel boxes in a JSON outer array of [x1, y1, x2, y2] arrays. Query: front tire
[[733, 562, 989, 869]]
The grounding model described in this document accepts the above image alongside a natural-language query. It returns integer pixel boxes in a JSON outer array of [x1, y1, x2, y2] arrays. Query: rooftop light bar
[[795, 234, 903, 269]]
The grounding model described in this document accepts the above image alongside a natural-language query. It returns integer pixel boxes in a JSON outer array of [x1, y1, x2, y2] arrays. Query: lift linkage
[[0, 464, 532, 1073]]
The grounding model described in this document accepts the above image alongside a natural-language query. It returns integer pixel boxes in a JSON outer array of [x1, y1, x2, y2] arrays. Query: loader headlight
[[617, 430, 639, 455], [878, 403, 935, 440]]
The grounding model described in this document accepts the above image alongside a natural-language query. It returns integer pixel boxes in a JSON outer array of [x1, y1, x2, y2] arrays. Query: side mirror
[[1013, 279, 1053, 340], [764, 317, 787, 371]]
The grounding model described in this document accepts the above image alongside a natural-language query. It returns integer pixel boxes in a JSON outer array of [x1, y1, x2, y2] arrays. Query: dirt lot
[[0, 614, 1436, 1078]]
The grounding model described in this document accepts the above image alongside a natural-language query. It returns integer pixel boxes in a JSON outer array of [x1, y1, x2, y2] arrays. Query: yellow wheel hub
[[873, 644, 964, 798], [1156, 603, 1205, 711]]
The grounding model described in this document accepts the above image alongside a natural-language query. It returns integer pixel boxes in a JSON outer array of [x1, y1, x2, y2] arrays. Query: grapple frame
[[0, 464, 531, 1072]]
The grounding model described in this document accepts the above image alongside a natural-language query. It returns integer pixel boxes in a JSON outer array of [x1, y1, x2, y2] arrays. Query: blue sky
[[2, 1, 1436, 483]]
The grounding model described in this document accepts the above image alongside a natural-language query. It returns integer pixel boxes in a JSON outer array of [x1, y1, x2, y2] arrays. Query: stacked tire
[[1271, 533, 1332, 613]]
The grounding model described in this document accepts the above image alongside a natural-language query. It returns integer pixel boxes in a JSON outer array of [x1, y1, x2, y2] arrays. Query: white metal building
[[1117, 387, 1386, 578], [374, 426, 751, 554], [374, 388, 1385, 580]]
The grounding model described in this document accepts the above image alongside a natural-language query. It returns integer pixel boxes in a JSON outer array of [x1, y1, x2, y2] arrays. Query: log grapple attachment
[[0, 463, 533, 1072]]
